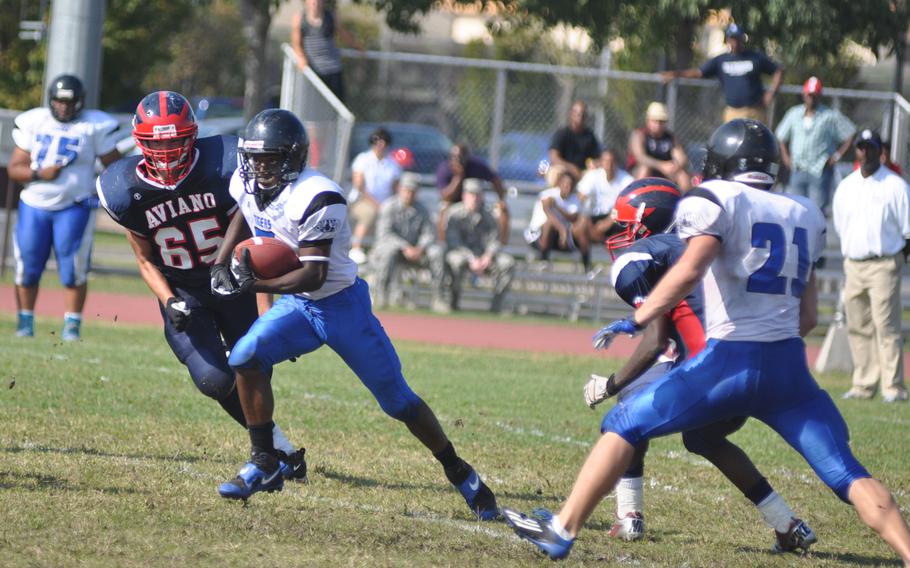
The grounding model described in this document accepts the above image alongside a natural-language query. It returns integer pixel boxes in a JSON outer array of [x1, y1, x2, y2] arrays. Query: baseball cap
[[463, 178, 484, 194], [855, 129, 882, 150], [646, 102, 669, 122], [399, 172, 421, 189], [803, 76, 823, 96], [725, 24, 746, 39]]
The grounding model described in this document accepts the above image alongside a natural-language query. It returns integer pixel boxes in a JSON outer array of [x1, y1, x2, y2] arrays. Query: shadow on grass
[[1, 443, 225, 465], [735, 545, 900, 566], [0, 470, 144, 495]]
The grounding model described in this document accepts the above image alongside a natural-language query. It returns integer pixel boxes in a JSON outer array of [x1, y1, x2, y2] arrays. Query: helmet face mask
[[133, 91, 198, 186], [238, 109, 309, 210], [48, 75, 85, 122], [606, 177, 681, 259]]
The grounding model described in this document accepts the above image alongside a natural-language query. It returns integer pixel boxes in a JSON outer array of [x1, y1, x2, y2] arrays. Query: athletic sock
[[249, 421, 276, 456], [271, 423, 295, 455], [550, 514, 573, 541], [434, 442, 469, 484], [744, 477, 774, 505], [756, 490, 796, 533], [616, 476, 644, 517], [218, 389, 247, 427], [18, 310, 34, 317], [63, 312, 81, 321]]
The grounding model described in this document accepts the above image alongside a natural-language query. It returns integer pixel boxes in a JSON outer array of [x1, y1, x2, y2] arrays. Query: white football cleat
[[609, 512, 645, 541]]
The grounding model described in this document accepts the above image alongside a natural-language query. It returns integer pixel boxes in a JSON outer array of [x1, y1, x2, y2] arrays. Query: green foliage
[[0, 1, 47, 110]]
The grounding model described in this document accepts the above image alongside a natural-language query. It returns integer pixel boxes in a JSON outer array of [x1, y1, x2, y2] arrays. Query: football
[[234, 237, 301, 279]]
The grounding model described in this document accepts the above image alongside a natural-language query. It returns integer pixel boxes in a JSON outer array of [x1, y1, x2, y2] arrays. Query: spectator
[[290, 0, 363, 102], [524, 168, 591, 271], [444, 179, 516, 313], [627, 102, 691, 191], [436, 144, 510, 243], [833, 129, 910, 403], [576, 148, 634, 243], [7, 74, 121, 340], [368, 173, 445, 311], [661, 23, 783, 123], [776, 76, 856, 213], [349, 127, 401, 264], [548, 100, 601, 184], [854, 140, 903, 176]]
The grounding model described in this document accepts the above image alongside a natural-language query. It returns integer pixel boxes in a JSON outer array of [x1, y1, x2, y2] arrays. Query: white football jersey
[[674, 179, 826, 342], [13, 107, 120, 210], [229, 167, 357, 300]]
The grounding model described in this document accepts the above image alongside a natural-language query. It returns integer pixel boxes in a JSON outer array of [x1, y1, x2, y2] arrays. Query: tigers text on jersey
[[610, 233, 706, 364], [97, 135, 240, 287], [229, 167, 357, 300], [13, 107, 120, 210], [674, 180, 826, 342]]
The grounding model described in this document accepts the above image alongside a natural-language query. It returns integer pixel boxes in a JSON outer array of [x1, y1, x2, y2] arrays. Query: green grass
[[1, 315, 909, 567]]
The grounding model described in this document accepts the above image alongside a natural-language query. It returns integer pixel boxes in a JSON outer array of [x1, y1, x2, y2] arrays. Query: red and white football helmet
[[132, 91, 198, 186]]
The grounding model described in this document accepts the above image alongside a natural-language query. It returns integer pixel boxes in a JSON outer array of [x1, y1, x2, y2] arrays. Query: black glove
[[165, 297, 192, 332], [210, 262, 238, 296], [230, 248, 256, 295]]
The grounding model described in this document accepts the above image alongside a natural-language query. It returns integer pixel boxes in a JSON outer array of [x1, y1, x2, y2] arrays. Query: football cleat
[[446, 460, 500, 521], [218, 461, 284, 500], [15, 312, 34, 338], [502, 507, 575, 560], [609, 512, 645, 541], [61, 316, 81, 342], [772, 518, 817, 553], [278, 447, 308, 482]]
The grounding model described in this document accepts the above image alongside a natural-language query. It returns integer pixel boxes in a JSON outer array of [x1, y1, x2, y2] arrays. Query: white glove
[[583, 373, 616, 409]]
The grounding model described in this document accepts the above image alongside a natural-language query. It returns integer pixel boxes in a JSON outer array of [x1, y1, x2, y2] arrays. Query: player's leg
[[842, 259, 878, 398], [13, 201, 54, 337], [682, 418, 816, 552], [324, 278, 499, 519], [51, 202, 95, 341]]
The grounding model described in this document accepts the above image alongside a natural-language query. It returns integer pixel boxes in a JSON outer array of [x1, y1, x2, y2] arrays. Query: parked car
[[348, 122, 453, 175], [486, 131, 549, 184]]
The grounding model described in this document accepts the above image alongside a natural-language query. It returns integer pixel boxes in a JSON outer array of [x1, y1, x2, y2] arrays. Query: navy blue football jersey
[[609, 232, 706, 362], [97, 135, 239, 287]]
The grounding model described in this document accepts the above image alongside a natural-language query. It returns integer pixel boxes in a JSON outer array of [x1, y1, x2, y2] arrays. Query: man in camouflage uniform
[[444, 178, 516, 313], [369, 172, 446, 309]]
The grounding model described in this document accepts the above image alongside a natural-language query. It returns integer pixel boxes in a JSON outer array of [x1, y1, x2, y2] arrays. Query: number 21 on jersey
[[747, 222, 810, 298]]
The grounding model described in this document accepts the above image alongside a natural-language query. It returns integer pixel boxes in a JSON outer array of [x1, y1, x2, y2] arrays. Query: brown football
[[234, 237, 301, 279]]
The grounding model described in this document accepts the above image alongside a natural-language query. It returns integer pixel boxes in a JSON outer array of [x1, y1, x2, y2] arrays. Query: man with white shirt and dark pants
[[833, 129, 910, 403]]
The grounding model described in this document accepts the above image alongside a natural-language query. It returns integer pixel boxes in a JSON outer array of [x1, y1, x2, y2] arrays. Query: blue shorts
[[601, 338, 870, 501], [228, 278, 422, 421], [14, 200, 95, 287]]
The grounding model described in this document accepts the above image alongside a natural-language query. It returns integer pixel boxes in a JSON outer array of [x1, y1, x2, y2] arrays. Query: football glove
[[592, 316, 644, 350], [583, 373, 619, 409], [211, 262, 238, 296], [230, 248, 256, 294], [165, 297, 192, 332]]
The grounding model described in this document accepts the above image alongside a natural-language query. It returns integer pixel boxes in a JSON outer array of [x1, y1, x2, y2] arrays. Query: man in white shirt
[[524, 168, 591, 271], [348, 127, 401, 263], [576, 148, 634, 244], [832, 129, 910, 402]]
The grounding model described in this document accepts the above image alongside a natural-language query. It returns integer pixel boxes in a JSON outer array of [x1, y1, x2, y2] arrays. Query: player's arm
[[125, 231, 176, 304], [248, 243, 330, 295], [614, 315, 671, 388], [8, 147, 62, 183], [213, 211, 253, 266], [799, 269, 819, 337]]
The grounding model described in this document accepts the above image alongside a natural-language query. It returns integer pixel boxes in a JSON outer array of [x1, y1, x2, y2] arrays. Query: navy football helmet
[[606, 177, 681, 258], [238, 109, 309, 210], [702, 119, 779, 189], [48, 74, 85, 122]]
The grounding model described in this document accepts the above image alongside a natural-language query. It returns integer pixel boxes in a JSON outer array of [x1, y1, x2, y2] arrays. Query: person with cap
[[627, 102, 691, 191], [661, 23, 783, 123], [349, 126, 402, 264], [548, 100, 601, 184], [776, 76, 856, 213], [833, 129, 910, 403], [443, 178, 516, 313], [368, 172, 446, 311]]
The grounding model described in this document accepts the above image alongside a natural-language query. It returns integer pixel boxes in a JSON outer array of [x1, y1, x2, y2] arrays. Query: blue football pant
[[602, 338, 870, 501], [14, 200, 95, 287]]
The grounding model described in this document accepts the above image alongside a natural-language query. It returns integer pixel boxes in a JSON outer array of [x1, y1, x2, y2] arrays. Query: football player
[[582, 178, 814, 550], [504, 119, 910, 562], [96, 91, 306, 479], [209, 109, 499, 520], [8, 74, 122, 340]]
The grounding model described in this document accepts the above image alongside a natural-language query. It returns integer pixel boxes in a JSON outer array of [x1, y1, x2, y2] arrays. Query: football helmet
[[702, 119, 779, 189], [238, 109, 309, 210], [133, 91, 198, 186], [48, 74, 85, 122], [606, 177, 681, 258]]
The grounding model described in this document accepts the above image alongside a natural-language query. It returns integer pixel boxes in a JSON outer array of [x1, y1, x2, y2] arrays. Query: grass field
[[1, 315, 909, 567]]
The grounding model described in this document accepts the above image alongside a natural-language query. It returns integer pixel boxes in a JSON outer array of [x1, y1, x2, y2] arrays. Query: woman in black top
[[290, 0, 362, 102]]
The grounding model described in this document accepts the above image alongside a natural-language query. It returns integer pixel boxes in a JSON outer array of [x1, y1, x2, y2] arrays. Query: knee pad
[[190, 366, 236, 400], [17, 269, 43, 287], [228, 334, 270, 373], [377, 389, 422, 422]]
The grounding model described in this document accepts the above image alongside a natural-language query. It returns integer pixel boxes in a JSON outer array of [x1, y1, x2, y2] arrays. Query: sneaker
[[841, 389, 874, 401], [609, 512, 645, 541], [883, 391, 909, 403], [502, 507, 575, 560], [772, 518, 817, 553], [349, 248, 367, 265], [446, 460, 499, 520], [218, 459, 284, 500], [61, 316, 81, 342], [278, 448, 308, 481], [15, 312, 34, 338]]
